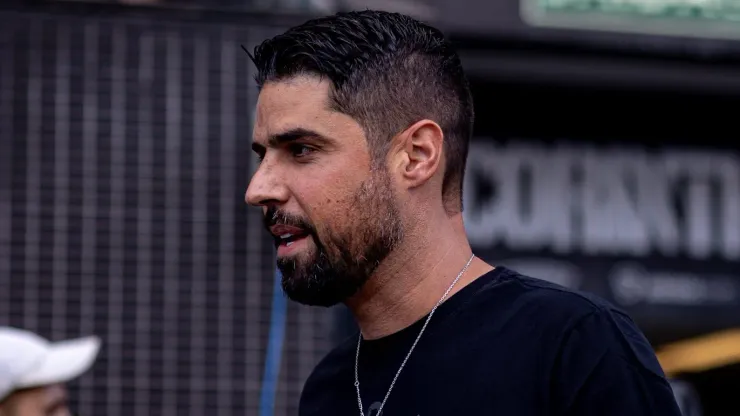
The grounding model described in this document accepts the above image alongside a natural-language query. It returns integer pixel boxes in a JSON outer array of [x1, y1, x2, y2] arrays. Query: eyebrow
[[252, 128, 332, 153]]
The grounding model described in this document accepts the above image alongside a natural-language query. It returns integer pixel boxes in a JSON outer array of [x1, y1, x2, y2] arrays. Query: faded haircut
[[248, 10, 474, 213]]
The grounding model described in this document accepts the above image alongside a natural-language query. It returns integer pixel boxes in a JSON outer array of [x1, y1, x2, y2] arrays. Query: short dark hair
[[248, 10, 474, 213]]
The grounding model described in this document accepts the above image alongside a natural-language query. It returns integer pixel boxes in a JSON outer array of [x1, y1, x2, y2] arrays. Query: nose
[[245, 157, 290, 207]]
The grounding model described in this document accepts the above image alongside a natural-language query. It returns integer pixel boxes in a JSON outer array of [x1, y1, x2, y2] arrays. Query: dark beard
[[265, 171, 403, 307]]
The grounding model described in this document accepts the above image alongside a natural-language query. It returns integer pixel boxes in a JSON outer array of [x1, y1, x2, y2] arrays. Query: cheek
[[293, 149, 372, 225], [295, 179, 363, 228], [300, 187, 353, 219]]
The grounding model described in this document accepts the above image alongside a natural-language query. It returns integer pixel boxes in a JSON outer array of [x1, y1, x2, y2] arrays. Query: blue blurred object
[[259, 269, 288, 416]]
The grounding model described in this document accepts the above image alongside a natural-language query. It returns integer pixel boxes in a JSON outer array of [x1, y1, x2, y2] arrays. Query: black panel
[[0, 8, 334, 416]]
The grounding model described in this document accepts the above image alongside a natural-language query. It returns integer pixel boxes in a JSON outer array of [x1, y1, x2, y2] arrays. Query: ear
[[392, 119, 444, 190]]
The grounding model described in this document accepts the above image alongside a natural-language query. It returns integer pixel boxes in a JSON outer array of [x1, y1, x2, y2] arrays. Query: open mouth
[[276, 232, 310, 248]]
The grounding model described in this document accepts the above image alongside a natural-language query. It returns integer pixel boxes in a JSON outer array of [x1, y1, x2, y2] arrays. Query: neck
[[345, 211, 494, 340]]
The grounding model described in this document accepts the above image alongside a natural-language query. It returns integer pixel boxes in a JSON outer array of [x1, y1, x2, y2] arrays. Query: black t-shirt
[[299, 267, 682, 416]]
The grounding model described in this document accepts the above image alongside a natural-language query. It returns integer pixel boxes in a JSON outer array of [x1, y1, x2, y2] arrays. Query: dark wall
[[0, 5, 334, 416], [465, 78, 740, 347]]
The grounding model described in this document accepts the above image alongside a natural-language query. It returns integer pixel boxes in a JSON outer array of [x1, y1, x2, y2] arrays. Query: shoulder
[[489, 267, 666, 379], [471, 267, 619, 329]]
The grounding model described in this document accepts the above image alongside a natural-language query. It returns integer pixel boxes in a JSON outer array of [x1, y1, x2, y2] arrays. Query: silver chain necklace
[[354, 254, 475, 416]]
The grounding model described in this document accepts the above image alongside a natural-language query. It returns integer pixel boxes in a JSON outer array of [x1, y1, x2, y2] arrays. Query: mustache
[[263, 207, 316, 235]]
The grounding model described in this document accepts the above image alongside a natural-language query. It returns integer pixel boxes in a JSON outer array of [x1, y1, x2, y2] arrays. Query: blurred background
[[1, 0, 739, 415]]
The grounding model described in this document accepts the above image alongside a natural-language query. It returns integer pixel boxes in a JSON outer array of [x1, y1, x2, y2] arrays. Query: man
[[245, 10, 682, 415], [0, 327, 100, 416]]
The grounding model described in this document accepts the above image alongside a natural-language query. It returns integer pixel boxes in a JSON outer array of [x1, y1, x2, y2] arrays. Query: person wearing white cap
[[0, 327, 100, 416]]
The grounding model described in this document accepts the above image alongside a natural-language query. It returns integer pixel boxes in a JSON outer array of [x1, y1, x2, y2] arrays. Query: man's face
[[0, 385, 70, 416], [246, 76, 403, 306]]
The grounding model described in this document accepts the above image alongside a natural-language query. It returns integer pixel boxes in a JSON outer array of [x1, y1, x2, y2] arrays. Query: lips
[[270, 225, 310, 249], [270, 225, 305, 236]]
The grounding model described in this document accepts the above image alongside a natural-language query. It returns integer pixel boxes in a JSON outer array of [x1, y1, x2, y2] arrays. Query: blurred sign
[[538, 0, 740, 21], [521, 0, 740, 39], [608, 262, 738, 307], [464, 141, 740, 261], [463, 140, 740, 324]]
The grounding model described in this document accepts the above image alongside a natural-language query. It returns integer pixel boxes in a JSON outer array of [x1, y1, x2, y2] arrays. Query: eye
[[289, 144, 316, 159]]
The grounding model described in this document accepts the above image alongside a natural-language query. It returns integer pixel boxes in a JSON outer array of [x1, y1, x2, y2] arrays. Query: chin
[[278, 263, 366, 308], [281, 278, 346, 307]]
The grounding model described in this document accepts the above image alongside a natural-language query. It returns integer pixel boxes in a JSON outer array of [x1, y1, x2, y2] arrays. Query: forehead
[[253, 76, 363, 142]]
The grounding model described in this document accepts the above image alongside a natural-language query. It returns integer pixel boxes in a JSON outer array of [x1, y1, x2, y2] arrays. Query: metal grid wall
[[0, 9, 333, 416]]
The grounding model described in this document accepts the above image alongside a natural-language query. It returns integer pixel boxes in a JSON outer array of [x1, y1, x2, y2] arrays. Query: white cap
[[0, 327, 100, 402]]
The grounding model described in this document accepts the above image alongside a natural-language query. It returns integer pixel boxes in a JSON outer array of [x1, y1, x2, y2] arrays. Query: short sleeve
[[551, 308, 682, 416]]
